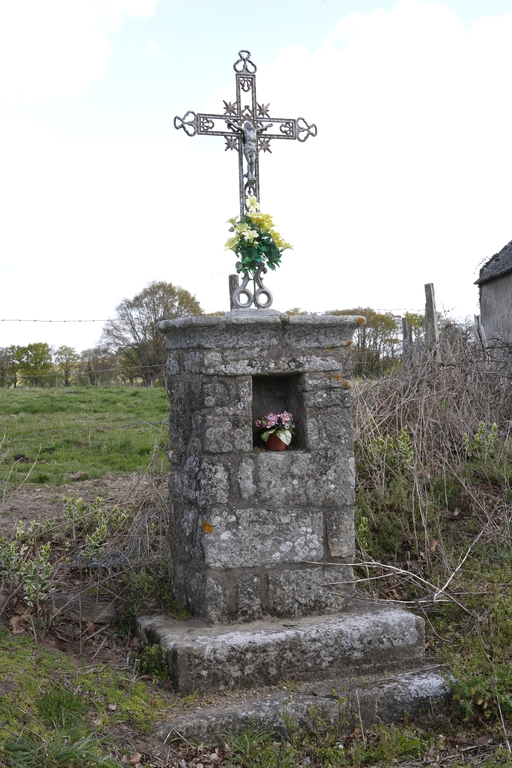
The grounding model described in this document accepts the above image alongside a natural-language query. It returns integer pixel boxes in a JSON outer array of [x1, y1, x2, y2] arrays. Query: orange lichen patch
[[328, 347, 333, 352], [345, 340, 353, 347], [342, 380, 350, 387], [357, 316, 365, 324], [202, 521, 213, 534], [333, 373, 341, 381]]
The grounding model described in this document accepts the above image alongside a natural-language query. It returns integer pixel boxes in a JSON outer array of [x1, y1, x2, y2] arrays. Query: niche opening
[[252, 374, 305, 450]]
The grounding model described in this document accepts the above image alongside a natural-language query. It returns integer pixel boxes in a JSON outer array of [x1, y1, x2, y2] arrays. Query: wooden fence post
[[474, 314, 487, 349], [402, 316, 413, 368], [424, 283, 439, 350]]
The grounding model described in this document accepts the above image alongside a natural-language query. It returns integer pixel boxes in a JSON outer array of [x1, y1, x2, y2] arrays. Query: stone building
[[475, 240, 512, 344]]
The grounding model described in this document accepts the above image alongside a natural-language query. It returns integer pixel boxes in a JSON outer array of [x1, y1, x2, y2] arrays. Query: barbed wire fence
[[0, 296, 483, 387]]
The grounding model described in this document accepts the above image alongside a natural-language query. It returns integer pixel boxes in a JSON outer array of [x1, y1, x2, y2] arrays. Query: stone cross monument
[[138, 51, 428, 705]]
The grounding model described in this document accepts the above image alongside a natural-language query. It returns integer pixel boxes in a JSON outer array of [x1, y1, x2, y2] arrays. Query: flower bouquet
[[225, 196, 292, 275], [255, 410, 295, 447]]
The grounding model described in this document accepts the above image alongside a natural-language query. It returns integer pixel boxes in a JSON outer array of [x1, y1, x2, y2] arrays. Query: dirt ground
[[0, 472, 165, 535]]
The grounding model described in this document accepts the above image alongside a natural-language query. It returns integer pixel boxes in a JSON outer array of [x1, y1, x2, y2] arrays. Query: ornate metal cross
[[174, 50, 317, 219]]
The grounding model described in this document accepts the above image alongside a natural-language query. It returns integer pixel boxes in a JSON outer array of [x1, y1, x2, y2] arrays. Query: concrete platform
[[136, 602, 425, 695], [151, 667, 450, 745]]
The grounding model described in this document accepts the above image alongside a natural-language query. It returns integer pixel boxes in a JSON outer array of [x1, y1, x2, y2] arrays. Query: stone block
[[202, 376, 251, 409], [194, 412, 252, 453], [267, 566, 353, 616], [237, 574, 263, 622], [256, 450, 354, 507], [325, 505, 355, 557], [201, 507, 324, 568], [237, 458, 257, 499]]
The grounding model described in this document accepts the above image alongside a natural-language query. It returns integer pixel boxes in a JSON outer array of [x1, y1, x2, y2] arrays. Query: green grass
[[0, 387, 170, 485], [0, 624, 176, 766]]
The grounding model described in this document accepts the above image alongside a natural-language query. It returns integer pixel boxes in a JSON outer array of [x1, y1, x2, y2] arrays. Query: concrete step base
[[151, 666, 450, 745], [136, 601, 426, 696]]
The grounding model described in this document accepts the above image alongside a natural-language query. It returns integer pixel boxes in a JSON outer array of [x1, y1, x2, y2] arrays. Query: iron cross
[[174, 50, 317, 218]]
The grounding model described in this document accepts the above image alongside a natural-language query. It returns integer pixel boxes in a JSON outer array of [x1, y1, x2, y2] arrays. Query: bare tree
[[100, 281, 203, 386]]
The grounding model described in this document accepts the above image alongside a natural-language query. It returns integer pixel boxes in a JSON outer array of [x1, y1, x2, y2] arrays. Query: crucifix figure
[[174, 50, 317, 219]]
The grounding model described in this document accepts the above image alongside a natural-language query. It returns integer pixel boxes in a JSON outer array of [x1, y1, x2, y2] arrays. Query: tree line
[[0, 282, 203, 388], [1, 280, 475, 387]]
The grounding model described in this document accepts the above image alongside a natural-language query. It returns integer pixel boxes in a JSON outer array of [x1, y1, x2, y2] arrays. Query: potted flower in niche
[[255, 411, 295, 451]]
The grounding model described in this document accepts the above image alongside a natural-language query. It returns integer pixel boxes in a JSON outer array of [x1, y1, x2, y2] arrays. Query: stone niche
[[158, 312, 364, 623]]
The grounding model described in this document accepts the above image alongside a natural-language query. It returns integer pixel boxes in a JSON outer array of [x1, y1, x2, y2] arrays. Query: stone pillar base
[[137, 603, 425, 695]]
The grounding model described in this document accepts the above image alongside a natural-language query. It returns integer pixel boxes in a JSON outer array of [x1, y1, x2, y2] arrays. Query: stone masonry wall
[[158, 313, 364, 623]]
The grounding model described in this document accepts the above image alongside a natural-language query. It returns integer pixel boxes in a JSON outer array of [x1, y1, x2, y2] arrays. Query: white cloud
[[0, 0, 158, 107], [234, 0, 512, 316]]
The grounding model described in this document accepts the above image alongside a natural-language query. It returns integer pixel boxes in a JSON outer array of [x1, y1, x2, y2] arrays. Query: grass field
[[0, 387, 170, 486]]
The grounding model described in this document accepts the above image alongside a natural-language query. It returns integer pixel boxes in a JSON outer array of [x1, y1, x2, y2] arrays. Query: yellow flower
[[225, 236, 238, 250], [241, 228, 259, 243], [246, 195, 260, 212], [271, 231, 284, 247], [249, 212, 274, 231], [227, 216, 237, 227]]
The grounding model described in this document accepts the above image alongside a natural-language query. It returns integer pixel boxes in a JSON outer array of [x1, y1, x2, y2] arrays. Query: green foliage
[[0, 346, 19, 388], [462, 421, 499, 461], [0, 386, 169, 485], [226, 200, 291, 276], [225, 720, 431, 767], [18, 343, 54, 387], [353, 345, 512, 740], [450, 575, 512, 723], [355, 426, 421, 562], [0, 534, 52, 608], [63, 497, 129, 558], [54, 346, 80, 387], [118, 559, 189, 625], [367, 723, 424, 764], [232, 217, 284, 274]]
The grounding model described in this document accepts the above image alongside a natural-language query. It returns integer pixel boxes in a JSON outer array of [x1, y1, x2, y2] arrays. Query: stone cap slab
[[158, 313, 365, 351]]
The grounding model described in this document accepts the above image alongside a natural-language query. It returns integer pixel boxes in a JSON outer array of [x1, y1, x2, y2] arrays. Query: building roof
[[475, 240, 512, 285]]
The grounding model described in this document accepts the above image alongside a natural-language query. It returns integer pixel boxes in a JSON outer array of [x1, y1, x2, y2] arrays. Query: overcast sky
[[1, 0, 512, 352]]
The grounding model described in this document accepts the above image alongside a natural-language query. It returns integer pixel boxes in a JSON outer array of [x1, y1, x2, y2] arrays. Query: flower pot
[[266, 432, 287, 451]]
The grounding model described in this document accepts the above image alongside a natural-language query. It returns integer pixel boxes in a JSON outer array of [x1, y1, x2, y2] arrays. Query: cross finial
[[174, 50, 317, 218]]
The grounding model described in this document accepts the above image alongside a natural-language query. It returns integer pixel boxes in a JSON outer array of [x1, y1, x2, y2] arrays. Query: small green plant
[[368, 723, 424, 764], [22, 542, 53, 608], [225, 726, 301, 768], [35, 690, 88, 729], [2, 730, 117, 768], [132, 644, 169, 683], [462, 421, 499, 461], [0, 536, 53, 608], [64, 497, 128, 543]]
